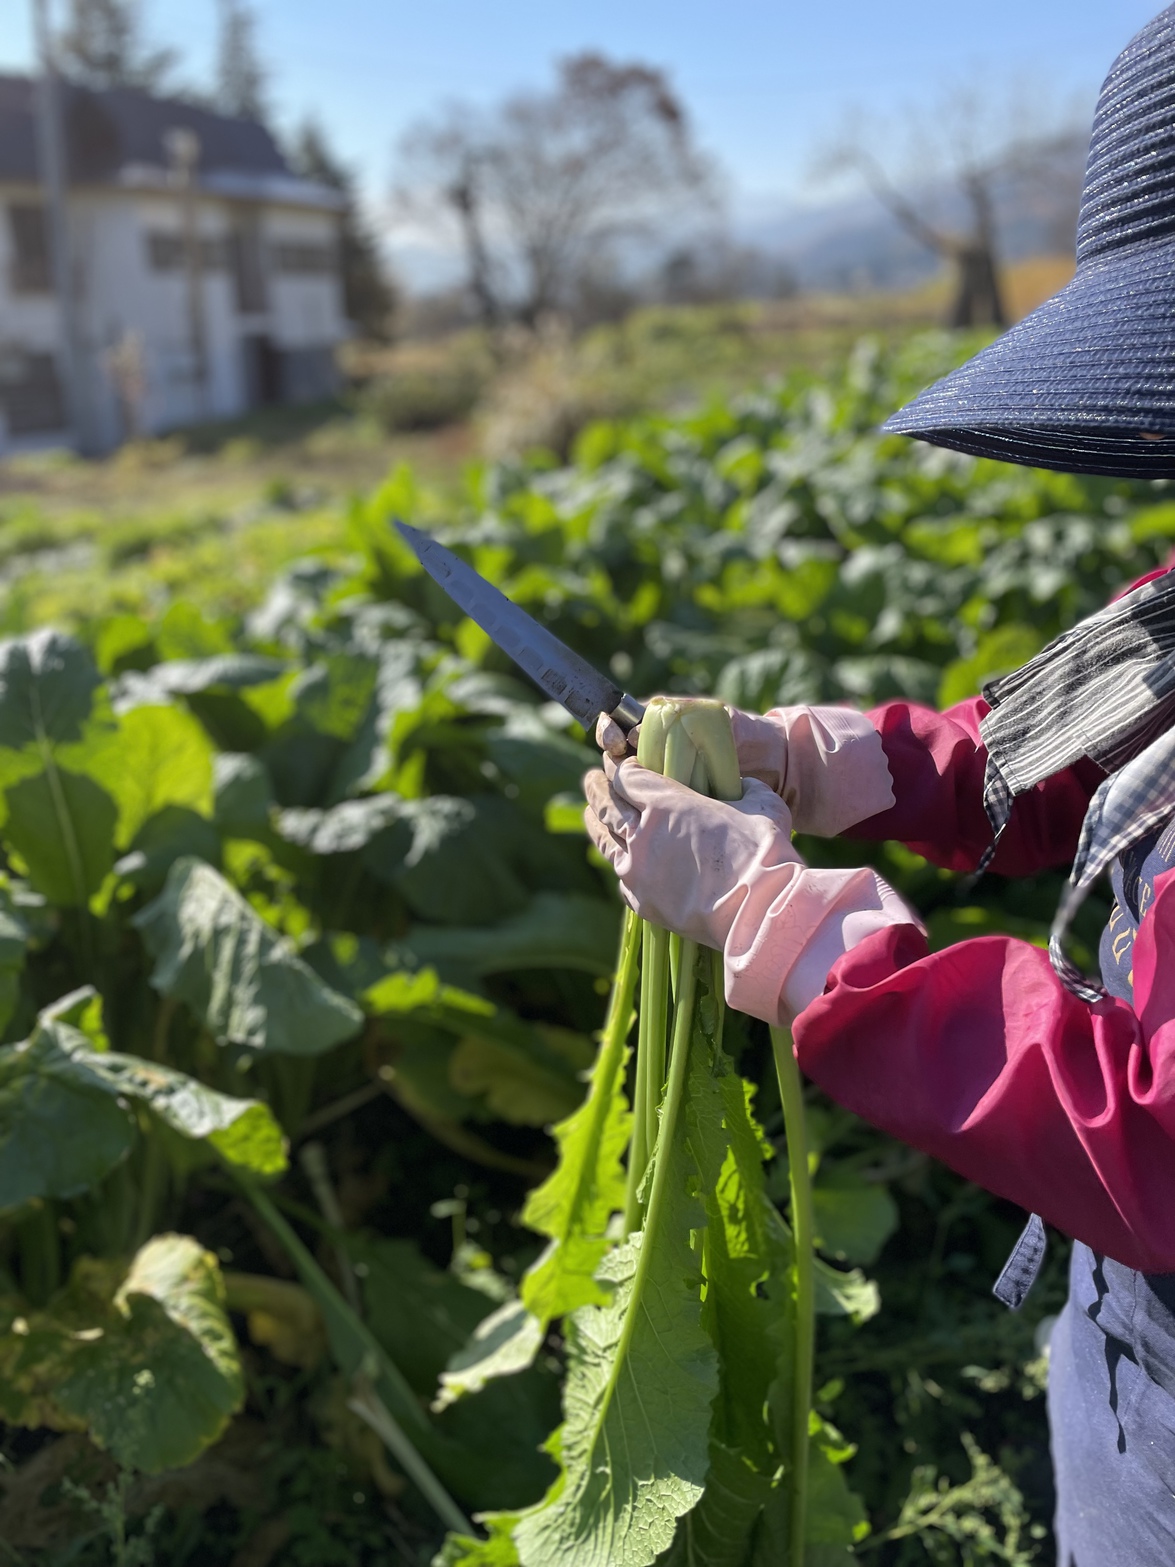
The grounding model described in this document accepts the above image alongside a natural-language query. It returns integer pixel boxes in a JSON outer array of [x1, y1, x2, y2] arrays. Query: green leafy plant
[[60, 1471, 163, 1567], [2, 331, 1164, 1561], [869, 1433, 1044, 1566]]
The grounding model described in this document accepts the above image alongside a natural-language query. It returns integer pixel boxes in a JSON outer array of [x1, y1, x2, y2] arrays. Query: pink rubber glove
[[583, 755, 919, 1025], [584, 756, 798, 943], [596, 704, 894, 837]]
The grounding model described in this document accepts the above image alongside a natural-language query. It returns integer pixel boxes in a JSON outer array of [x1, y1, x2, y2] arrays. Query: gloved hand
[[596, 702, 894, 838], [584, 755, 919, 1025], [584, 755, 800, 945]]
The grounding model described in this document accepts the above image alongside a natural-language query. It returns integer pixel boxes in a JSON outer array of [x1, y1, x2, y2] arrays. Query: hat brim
[[881, 239, 1175, 478]]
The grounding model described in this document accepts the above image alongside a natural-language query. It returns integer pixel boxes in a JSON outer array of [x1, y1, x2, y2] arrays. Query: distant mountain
[[733, 193, 938, 292], [732, 134, 1087, 293]]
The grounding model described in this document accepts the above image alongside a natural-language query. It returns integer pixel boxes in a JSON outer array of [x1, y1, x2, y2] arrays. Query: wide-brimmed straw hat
[[883, 4, 1175, 478]]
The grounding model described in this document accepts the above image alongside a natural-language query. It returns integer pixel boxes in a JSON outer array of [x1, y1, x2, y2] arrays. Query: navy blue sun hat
[[882, 4, 1175, 478]]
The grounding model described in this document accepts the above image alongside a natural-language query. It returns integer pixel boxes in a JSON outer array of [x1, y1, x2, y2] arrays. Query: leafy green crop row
[[1, 333, 1170, 1564]]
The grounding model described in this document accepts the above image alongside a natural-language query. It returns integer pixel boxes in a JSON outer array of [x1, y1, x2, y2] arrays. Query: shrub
[[358, 344, 490, 433]]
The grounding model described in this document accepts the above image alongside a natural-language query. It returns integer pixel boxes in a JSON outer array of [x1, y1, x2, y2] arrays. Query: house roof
[[0, 75, 340, 209]]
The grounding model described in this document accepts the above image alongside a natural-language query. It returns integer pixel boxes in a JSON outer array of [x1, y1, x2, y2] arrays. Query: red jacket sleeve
[[849, 694, 1104, 875], [793, 869, 1175, 1273], [851, 562, 1175, 875]]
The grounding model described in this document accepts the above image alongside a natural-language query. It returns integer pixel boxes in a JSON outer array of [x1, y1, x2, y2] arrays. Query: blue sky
[[1, 1, 1161, 213]]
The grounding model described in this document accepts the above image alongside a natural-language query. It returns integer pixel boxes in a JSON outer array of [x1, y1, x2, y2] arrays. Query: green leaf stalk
[[501, 697, 841, 1567], [237, 1175, 473, 1539], [772, 1024, 817, 1567]]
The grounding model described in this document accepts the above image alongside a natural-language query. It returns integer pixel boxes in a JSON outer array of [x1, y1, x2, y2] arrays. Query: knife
[[394, 519, 645, 738]]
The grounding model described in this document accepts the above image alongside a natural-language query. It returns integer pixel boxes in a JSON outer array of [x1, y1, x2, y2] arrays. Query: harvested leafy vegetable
[[437, 701, 865, 1566]]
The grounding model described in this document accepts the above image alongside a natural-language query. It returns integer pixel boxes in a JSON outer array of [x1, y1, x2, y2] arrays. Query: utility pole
[[31, 0, 86, 450], [165, 128, 209, 422]]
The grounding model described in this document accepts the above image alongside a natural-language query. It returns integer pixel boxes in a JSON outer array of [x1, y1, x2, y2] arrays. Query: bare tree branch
[[834, 145, 957, 258], [814, 83, 1087, 329], [392, 53, 719, 331]]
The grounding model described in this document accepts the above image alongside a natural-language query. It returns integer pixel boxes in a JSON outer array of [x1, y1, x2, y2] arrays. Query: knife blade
[[394, 519, 645, 735]]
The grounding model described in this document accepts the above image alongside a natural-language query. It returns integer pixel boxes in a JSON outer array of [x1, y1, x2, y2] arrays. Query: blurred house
[[0, 76, 348, 453]]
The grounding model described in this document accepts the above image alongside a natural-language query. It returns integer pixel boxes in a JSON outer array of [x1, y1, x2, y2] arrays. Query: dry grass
[[0, 409, 472, 526], [1002, 254, 1076, 319], [756, 252, 1075, 336]]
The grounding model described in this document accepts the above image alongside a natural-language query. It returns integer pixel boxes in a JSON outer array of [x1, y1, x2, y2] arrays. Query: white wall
[[0, 183, 345, 451], [265, 207, 348, 349], [80, 191, 249, 438]]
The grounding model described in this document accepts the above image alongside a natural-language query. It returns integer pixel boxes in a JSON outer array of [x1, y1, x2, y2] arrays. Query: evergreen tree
[[291, 121, 397, 341], [58, 0, 176, 92], [215, 0, 267, 123]]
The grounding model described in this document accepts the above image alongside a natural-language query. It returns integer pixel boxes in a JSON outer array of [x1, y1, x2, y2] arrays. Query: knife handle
[[610, 693, 646, 733]]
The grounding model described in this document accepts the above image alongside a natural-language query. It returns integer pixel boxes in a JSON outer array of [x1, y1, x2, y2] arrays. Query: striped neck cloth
[[978, 568, 1175, 1002]]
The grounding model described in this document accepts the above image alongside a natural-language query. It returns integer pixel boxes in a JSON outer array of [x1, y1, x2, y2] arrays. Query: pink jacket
[[794, 690, 1175, 1274]]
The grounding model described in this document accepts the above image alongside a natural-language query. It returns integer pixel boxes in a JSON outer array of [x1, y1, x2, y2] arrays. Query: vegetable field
[[1, 332, 1172, 1565]]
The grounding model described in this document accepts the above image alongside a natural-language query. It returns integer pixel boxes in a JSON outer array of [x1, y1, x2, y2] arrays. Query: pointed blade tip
[[385, 516, 624, 726]]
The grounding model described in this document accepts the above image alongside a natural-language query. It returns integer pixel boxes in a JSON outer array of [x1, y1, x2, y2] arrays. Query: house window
[[146, 232, 229, 271], [8, 205, 51, 293], [0, 349, 64, 433], [272, 241, 336, 276], [147, 231, 184, 270], [231, 218, 267, 313]]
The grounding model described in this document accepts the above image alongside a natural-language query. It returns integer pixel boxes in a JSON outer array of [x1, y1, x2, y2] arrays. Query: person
[[583, 8, 1175, 1564]]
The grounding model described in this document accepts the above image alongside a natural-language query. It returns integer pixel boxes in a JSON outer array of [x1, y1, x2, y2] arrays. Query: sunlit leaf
[[449, 1035, 583, 1127], [99, 703, 215, 845], [115, 653, 287, 705], [134, 858, 362, 1055], [0, 1017, 286, 1210], [0, 630, 100, 750], [437, 1301, 546, 1408], [0, 1026, 134, 1206], [326, 642, 424, 801], [277, 797, 397, 853], [660, 977, 791, 1562], [434, 1515, 522, 1567], [0, 1234, 243, 1473], [813, 1256, 880, 1326], [4, 769, 118, 907], [519, 1003, 632, 1326], [76, 1050, 287, 1176], [811, 1173, 899, 1267], [212, 752, 274, 836], [513, 965, 718, 1567]]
